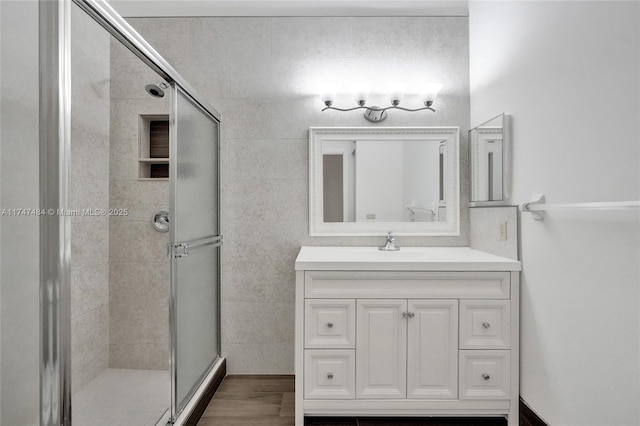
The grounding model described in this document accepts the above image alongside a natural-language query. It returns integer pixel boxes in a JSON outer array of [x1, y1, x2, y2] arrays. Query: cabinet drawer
[[459, 300, 510, 349], [305, 299, 355, 348], [304, 350, 355, 399], [459, 350, 510, 400], [305, 271, 510, 299]]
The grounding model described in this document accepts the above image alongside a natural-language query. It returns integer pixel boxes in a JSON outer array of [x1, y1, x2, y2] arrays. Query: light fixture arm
[[321, 105, 368, 112]]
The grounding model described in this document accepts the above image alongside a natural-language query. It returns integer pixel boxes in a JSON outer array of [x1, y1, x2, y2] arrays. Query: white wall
[[469, 1, 640, 425], [403, 141, 440, 221], [0, 1, 40, 424], [355, 140, 404, 221]]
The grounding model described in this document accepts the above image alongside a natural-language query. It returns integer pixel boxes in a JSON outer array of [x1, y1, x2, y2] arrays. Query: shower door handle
[[171, 234, 222, 258]]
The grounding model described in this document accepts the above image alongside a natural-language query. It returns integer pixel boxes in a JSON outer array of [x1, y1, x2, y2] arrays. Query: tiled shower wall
[[69, 5, 110, 391], [108, 39, 170, 369], [128, 17, 471, 373]]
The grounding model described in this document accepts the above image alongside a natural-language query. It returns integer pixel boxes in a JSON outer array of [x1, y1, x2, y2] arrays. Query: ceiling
[[109, 0, 469, 17]]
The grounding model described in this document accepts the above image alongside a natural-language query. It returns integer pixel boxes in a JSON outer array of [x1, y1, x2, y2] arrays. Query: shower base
[[73, 368, 170, 426]]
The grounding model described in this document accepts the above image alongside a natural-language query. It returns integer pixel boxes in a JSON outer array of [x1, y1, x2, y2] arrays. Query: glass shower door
[[170, 85, 221, 420]]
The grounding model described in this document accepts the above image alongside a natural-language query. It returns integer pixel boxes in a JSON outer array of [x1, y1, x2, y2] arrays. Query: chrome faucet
[[379, 231, 400, 251]]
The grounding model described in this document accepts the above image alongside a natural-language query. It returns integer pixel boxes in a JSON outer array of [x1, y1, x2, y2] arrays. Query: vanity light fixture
[[321, 83, 443, 123]]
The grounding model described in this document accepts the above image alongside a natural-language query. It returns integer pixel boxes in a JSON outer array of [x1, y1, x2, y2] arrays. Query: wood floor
[[196, 375, 507, 426]]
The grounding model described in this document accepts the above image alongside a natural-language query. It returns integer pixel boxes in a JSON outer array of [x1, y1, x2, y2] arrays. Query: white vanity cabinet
[[295, 247, 521, 426]]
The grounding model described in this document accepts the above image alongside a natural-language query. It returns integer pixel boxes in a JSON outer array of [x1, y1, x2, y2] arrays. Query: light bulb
[[354, 88, 368, 106], [385, 82, 405, 106], [421, 83, 443, 106], [320, 89, 335, 107]]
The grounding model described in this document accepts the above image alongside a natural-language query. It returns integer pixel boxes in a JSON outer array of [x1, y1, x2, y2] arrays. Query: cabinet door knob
[[482, 322, 491, 329], [327, 322, 333, 328], [408, 312, 415, 318], [402, 312, 409, 318], [327, 373, 333, 379], [482, 373, 490, 381]]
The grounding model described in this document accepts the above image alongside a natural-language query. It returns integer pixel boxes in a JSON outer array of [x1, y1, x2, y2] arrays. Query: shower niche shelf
[[139, 114, 170, 180]]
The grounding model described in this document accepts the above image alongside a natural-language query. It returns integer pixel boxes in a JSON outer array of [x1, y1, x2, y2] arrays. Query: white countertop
[[295, 246, 521, 271]]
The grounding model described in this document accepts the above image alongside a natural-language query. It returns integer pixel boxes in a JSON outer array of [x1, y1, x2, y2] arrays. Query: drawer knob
[[327, 373, 334, 379], [327, 322, 333, 329], [482, 373, 491, 381], [482, 322, 491, 329]]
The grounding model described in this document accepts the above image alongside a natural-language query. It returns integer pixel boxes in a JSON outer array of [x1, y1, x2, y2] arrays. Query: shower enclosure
[[37, 0, 223, 425]]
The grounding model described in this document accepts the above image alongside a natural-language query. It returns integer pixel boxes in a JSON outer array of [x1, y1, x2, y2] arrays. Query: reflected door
[[170, 85, 221, 420]]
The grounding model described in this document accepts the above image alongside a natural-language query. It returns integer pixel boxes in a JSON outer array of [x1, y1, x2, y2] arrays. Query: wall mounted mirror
[[469, 114, 510, 205], [309, 127, 460, 236]]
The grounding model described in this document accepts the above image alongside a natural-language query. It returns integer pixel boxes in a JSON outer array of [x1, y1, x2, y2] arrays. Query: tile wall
[[108, 39, 171, 369], [128, 16, 471, 373], [469, 206, 518, 260], [69, 5, 111, 391]]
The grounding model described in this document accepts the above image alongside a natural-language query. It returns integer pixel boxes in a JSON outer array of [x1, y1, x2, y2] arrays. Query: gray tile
[[221, 300, 294, 345], [223, 220, 306, 265], [109, 180, 169, 221], [223, 179, 307, 223], [228, 139, 307, 181], [171, 56, 226, 101], [71, 262, 109, 318], [110, 98, 169, 141], [222, 260, 295, 303], [69, 177, 109, 223], [351, 17, 468, 59], [189, 17, 272, 59], [111, 56, 166, 100], [72, 220, 109, 269], [109, 220, 147, 262], [224, 56, 293, 99], [71, 137, 109, 180], [271, 18, 354, 58], [222, 343, 294, 374], [110, 139, 139, 181], [126, 17, 189, 60], [215, 99, 271, 140]]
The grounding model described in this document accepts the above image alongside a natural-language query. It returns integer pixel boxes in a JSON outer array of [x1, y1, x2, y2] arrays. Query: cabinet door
[[407, 299, 459, 399], [356, 299, 407, 399]]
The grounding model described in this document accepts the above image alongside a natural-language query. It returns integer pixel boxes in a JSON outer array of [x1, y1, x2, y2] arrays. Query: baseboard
[[520, 397, 548, 426], [183, 358, 226, 426]]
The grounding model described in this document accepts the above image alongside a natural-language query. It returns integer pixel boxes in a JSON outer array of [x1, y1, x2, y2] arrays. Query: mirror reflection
[[309, 127, 460, 236], [322, 139, 447, 223], [469, 114, 508, 203]]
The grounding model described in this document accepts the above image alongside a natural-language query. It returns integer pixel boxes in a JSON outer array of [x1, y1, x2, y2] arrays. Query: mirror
[[309, 127, 460, 236], [469, 114, 510, 204]]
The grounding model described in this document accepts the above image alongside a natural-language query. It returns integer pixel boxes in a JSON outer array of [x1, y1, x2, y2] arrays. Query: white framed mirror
[[309, 127, 460, 236], [469, 114, 510, 205]]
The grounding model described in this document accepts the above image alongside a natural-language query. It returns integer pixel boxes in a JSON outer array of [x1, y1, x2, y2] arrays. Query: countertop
[[295, 246, 521, 271]]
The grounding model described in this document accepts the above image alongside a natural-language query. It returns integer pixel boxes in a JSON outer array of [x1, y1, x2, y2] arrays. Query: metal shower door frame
[[168, 83, 222, 422], [39, 1, 222, 425]]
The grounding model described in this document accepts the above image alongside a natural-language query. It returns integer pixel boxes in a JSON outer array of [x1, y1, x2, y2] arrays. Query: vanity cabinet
[[295, 247, 521, 426]]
